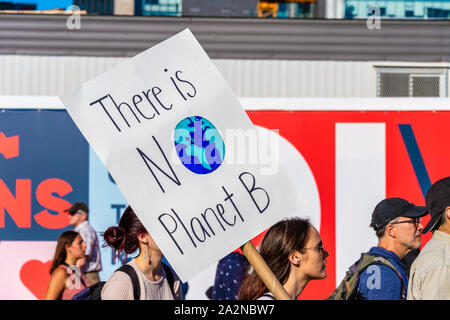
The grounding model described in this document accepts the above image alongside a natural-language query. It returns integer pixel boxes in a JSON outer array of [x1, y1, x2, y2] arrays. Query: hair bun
[[103, 226, 126, 251]]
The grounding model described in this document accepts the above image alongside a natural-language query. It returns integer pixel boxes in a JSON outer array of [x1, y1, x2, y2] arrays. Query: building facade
[[2, 0, 449, 19], [0, 15, 448, 98]]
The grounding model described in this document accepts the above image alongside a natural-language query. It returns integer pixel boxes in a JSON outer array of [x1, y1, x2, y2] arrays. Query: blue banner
[[0, 110, 89, 240]]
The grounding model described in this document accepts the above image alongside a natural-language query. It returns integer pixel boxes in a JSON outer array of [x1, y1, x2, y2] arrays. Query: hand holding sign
[[60, 29, 304, 285]]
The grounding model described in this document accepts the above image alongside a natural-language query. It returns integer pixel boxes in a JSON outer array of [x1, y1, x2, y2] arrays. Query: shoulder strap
[[357, 253, 407, 300], [162, 263, 175, 297], [369, 255, 407, 300], [62, 263, 88, 289], [117, 264, 140, 300], [78, 274, 88, 289]]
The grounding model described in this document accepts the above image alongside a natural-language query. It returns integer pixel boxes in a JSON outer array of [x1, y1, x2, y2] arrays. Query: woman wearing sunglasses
[[238, 217, 328, 300]]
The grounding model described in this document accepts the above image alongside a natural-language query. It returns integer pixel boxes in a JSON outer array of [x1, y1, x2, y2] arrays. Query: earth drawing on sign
[[174, 116, 225, 174]]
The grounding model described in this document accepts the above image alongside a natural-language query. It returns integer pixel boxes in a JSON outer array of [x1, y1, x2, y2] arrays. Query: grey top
[[101, 259, 182, 300]]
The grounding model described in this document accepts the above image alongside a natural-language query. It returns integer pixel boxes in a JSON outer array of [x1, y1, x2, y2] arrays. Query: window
[[345, 0, 450, 19], [142, 0, 181, 16], [377, 67, 448, 97]]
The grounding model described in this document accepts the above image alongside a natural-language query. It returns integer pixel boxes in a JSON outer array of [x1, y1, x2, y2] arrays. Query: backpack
[[327, 252, 406, 300], [72, 263, 175, 300]]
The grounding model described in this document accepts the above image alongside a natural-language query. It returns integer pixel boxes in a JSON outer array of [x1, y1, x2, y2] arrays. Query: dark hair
[[371, 214, 403, 239], [49, 230, 79, 274], [238, 217, 312, 300], [371, 222, 387, 239], [103, 205, 148, 259]]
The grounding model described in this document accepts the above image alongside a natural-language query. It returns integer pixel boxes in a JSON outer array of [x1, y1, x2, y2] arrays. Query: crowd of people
[[44, 176, 450, 300]]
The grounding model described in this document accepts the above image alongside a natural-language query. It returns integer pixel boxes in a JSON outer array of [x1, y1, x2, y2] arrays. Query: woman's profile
[[238, 217, 328, 300], [45, 230, 89, 300], [101, 205, 182, 300]]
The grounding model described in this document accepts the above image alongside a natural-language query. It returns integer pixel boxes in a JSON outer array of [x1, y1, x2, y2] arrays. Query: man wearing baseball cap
[[356, 198, 427, 300], [408, 177, 450, 300], [65, 202, 102, 285]]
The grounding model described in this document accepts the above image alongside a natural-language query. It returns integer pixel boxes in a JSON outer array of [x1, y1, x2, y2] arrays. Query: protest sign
[[59, 29, 303, 282]]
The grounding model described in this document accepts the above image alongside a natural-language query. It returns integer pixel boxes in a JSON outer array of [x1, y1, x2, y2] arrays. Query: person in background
[[211, 251, 249, 300], [45, 231, 89, 300], [356, 198, 427, 300], [238, 217, 328, 300], [101, 205, 182, 300], [66, 202, 102, 285], [408, 176, 450, 300]]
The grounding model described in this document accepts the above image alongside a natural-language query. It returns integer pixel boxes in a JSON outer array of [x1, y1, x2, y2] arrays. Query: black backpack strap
[[162, 263, 175, 297], [79, 275, 88, 289], [117, 264, 140, 300]]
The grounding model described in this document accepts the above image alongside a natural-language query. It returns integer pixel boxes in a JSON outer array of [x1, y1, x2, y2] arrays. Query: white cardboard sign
[[60, 29, 303, 281]]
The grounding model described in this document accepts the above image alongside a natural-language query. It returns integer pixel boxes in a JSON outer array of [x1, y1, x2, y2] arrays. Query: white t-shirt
[[257, 292, 275, 300], [75, 221, 102, 273]]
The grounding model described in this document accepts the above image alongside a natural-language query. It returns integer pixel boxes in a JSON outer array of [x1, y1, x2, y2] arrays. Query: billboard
[[1, 97, 449, 299]]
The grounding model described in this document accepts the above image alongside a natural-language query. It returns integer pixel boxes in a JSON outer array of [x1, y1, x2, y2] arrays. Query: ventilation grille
[[377, 68, 447, 97]]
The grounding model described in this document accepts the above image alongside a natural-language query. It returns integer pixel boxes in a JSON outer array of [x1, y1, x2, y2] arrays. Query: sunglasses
[[303, 245, 329, 258], [68, 210, 83, 216]]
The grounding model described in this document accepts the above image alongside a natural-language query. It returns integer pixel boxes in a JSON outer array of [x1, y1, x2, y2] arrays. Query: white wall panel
[[0, 55, 126, 96], [3, 55, 447, 98], [335, 123, 385, 286], [214, 59, 376, 98], [0, 55, 377, 97]]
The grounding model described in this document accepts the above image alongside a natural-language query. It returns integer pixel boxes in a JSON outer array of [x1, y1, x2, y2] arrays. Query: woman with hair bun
[[101, 205, 182, 300], [238, 217, 328, 300]]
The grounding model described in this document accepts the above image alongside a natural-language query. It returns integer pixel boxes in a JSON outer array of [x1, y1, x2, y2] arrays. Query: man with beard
[[355, 198, 427, 300]]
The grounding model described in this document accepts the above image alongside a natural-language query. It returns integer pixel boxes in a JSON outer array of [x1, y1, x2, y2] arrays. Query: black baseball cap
[[424, 177, 450, 233], [371, 198, 428, 230], [65, 202, 89, 215]]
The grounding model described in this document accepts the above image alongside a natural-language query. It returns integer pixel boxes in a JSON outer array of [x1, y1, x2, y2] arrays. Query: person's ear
[[385, 224, 397, 238], [137, 233, 149, 244], [445, 207, 450, 220], [288, 250, 302, 267]]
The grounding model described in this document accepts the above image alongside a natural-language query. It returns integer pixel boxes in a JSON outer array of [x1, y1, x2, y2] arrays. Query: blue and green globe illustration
[[174, 116, 225, 174]]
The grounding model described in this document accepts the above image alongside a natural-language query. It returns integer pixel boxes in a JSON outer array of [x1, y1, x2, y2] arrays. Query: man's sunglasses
[[68, 210, 83, 216]]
